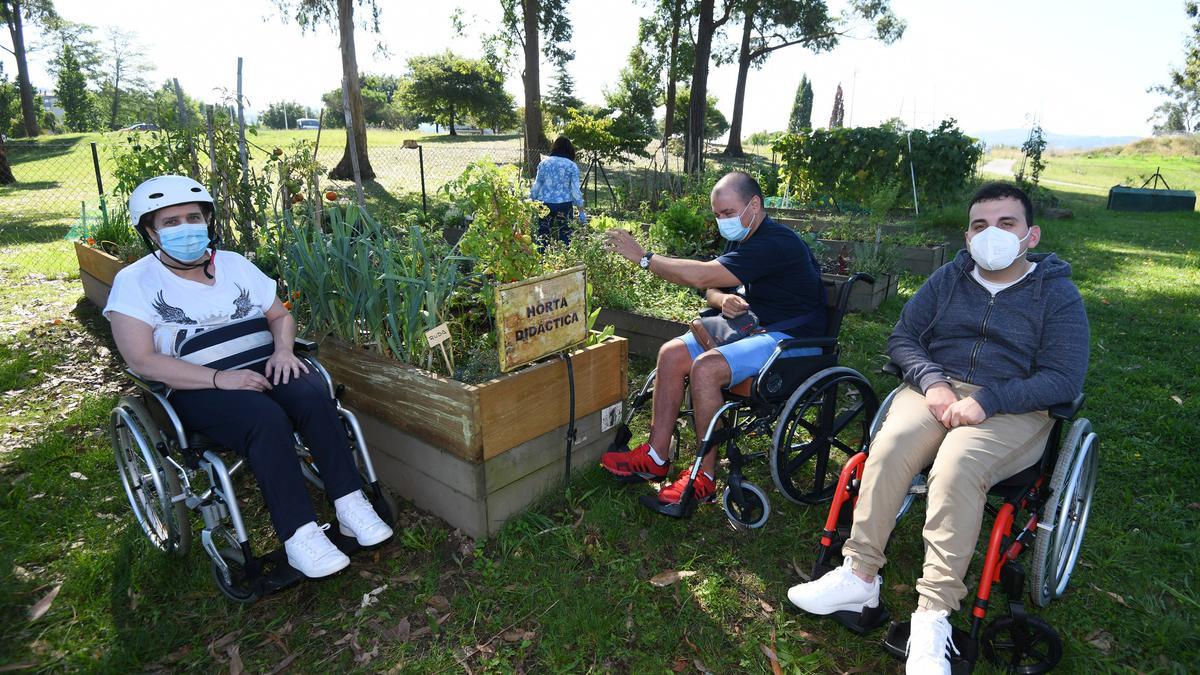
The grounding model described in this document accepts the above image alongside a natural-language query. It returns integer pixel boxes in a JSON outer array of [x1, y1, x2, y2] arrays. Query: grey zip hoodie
[[888, 249, 1089, 417]]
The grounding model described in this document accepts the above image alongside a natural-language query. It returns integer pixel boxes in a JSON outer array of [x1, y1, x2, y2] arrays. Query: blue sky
[[11, 0, 1190, 138]]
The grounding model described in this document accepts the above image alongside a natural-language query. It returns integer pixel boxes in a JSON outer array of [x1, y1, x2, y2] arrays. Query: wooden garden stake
[[173, 78, 199, 179], [425, 323, 454, 373]]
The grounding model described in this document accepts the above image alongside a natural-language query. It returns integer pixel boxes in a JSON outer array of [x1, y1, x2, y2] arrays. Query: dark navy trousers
[[169, 363, 362, 542], [537, 201, 575, 246]]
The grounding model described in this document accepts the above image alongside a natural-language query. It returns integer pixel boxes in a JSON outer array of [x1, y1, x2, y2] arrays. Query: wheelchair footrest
[[256, 548, 306, 595], [328, 527, 365, 556], [780, 596, 890, 636], [638, 493, 706, 518], [830, 603, 892, 636], [883, 621, 978, 673]]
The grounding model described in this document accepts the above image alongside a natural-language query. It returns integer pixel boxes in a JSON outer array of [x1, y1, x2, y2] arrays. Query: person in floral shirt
[[530, 136, 587, 244]]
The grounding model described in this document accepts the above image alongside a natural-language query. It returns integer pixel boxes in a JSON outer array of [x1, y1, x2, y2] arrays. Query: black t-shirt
[[714, 217, 826, 338]]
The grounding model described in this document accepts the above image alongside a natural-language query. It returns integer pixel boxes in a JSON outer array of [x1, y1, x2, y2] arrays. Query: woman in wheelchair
[[103, 175, 393, 579], [786, 183, 1090, 673]]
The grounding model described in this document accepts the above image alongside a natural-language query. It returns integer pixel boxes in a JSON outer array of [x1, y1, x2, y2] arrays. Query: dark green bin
[[1106, 185, 1195, 212]]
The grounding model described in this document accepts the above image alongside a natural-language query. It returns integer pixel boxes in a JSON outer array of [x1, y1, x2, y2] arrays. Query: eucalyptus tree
[[722, 0, 904, 156], [274, 0, 381, 180]]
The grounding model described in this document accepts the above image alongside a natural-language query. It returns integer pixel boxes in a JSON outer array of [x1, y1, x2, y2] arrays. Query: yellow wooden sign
[[495, 265, 587, 372]]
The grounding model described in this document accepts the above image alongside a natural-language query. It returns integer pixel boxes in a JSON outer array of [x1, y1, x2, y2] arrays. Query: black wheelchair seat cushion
[[987, 462, 1042, 501], [185, 430, 222, 451]]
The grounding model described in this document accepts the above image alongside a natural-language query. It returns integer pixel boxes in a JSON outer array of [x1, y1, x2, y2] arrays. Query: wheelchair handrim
[[1051, 432, 1099, 597], [111, 406, 176, 552], [769, 369, 876, 505]]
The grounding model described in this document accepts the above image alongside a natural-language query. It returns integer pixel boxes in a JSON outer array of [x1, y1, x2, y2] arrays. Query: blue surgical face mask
[[716, 202, 752, 241], [157, 223, 210, 262]]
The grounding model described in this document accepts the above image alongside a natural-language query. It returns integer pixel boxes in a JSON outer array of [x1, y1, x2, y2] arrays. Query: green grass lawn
[[985, 134, 1200, 196], [1, 182, 1197, 673]]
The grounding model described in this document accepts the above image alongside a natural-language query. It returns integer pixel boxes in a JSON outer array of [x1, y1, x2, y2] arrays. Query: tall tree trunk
[[330, 0, 375, 181], [661, 0, 682, 146], [684, 0, 716, 174], [0, 137, 15, 184], [449, 104, 457, 135], [109, 66, 122, 130], [7, 5, 40, 137], [521, 0, 546, 178], [723, 6, 754, 157]]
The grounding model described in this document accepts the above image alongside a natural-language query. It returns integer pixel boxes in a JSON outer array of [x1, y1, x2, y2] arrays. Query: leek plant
[[282, 203, 476, 374]]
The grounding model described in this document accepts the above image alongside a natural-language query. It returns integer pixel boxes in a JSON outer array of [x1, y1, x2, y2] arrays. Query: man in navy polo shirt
[[599, 171, 826, 504]]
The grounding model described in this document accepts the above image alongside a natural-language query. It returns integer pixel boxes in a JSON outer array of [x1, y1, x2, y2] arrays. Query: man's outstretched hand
[[603, 228, 645, 264]]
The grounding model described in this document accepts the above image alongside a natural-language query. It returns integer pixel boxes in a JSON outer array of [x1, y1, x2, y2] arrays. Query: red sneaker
[[600, 443, 670, 481], [657, 469, 716, 504]]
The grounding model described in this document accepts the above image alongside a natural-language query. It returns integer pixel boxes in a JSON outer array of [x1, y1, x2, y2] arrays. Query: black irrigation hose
[[560, 352, 577, 488]]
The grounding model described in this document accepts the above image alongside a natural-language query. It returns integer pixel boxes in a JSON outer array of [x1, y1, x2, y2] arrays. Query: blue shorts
[[677, 331, 821, 385]]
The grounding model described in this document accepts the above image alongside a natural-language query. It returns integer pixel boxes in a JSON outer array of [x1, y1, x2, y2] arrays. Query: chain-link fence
[[0, 134, 776, 281]]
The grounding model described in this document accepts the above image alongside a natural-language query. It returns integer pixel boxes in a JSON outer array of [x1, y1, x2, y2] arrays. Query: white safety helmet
[[129, 175, 214, 227]]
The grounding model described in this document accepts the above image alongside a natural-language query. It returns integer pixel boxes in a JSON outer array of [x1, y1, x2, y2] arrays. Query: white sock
[[647, 446, 667, 466], [333, 491, 363, 511]]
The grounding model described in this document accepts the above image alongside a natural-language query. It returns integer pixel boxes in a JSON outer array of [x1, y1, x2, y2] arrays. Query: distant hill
[[973, 129, 1142, 151]]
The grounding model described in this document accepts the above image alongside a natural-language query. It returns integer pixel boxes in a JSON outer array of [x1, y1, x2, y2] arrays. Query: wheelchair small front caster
[[208, 530, 262, 604], [721, 482, 770, 530], [981, 615, 1062, 674]]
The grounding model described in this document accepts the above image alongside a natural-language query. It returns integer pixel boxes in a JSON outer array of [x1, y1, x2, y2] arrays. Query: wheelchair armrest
[[774, 336, 838, 352], [294, 338, 318, 355], [1048, 393, 1085, 421], [881, 361, 902, 379], [126, 368, 167, 395]]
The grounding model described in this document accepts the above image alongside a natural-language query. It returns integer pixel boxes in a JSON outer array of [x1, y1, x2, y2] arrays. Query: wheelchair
[[806, 362, 1099, 673], [607, 273, 880, 530], [108, 338, 397, 603]]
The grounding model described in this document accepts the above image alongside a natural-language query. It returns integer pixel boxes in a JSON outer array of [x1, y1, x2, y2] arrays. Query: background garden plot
[[0, 129, 775, 284]]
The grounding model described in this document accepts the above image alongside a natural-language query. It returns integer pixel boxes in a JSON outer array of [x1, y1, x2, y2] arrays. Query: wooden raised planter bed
[[75, 241, 128, 307], [319, 336, 629, 538], [818, 238, 948, 276], [822, 272, 898, 314], [595, 308, 687, 358]]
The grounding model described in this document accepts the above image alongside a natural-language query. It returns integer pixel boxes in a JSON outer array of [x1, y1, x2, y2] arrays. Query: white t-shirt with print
[[103, 250, 279, 357]]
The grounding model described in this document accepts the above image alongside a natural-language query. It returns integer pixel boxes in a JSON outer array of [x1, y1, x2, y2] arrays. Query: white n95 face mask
[[969, 226, 1030, 271]]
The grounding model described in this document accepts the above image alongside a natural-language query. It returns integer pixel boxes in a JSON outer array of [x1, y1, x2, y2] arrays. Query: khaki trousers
[[841, 380, 1052, 612]]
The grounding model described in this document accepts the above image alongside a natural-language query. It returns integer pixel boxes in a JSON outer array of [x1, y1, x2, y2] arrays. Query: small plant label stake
[[424, 323, 454, 373]]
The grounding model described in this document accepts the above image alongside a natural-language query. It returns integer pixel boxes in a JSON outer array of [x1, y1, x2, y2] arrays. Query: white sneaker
[[284, 522, 350, 578], [335, 490, 394, 546], [787, 557, 881, 615], [906, 609, 958, 675]]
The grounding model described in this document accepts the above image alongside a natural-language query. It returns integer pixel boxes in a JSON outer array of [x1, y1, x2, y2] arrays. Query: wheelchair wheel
[[770, 370, 878, 504], [721, 482, 770, 530], [110, 396, 191, 556], [981, 615, 1063, 674], [1030, 418, 1098, 608], [208, 527, 260, 604]]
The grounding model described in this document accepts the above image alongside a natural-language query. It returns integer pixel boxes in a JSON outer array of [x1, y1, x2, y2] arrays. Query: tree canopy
[[787, 74, 813, 132], [1150, 1, 1200, 133], [398, 51, 511, 135], [670, 86, 728, 141]]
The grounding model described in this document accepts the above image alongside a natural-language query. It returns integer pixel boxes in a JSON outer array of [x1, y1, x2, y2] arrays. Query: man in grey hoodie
[[786, 182, 1089, 674]]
